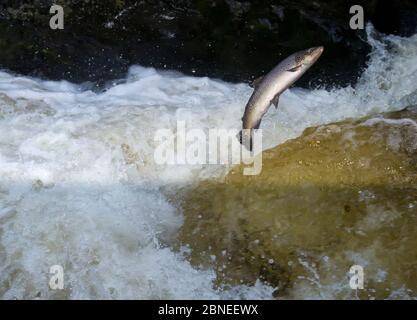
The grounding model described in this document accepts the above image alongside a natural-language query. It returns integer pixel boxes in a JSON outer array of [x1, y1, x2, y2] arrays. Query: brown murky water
[[174, 107, 417, 299]]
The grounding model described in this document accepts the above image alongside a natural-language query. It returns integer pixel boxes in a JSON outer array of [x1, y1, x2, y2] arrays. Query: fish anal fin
[[271, 94, 280, 109], [250, 76, 264, 88], [287, 65, 302, 72]]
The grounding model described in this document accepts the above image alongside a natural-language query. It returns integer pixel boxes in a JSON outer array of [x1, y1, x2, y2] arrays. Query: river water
[[0, 25, 416, 299]]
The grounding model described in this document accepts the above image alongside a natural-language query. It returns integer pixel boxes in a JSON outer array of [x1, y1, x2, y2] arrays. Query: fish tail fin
[[237, 129, 253, 151], [237, 130, 242, 144]]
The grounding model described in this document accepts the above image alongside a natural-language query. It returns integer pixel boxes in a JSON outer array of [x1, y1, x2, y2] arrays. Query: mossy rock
[[175, 107, 417, 299]]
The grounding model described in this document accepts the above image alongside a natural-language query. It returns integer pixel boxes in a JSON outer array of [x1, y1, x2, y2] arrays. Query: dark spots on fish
[[295, 54, 304, 66]]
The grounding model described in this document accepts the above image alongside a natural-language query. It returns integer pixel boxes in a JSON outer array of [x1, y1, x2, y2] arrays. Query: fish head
[[284, 46, 324, 74], [297, 46, 324, 67]]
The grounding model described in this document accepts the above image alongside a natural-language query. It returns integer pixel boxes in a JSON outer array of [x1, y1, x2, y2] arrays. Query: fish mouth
[[311, 46, 324, 57], [316, 46, 324, 53]]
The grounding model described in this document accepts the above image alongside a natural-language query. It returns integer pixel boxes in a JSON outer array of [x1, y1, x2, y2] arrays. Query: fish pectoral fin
[[250, 76, 264, 88], [271, 94, 280, 109], [287, 65, 302, 72]]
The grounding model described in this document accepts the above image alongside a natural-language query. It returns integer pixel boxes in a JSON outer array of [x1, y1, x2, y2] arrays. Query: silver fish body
[[240, 46, 324, 149]]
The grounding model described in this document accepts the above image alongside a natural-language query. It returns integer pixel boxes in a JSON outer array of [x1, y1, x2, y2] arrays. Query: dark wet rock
[[372, 0, 417, 36], [0, 1, 416, 87]]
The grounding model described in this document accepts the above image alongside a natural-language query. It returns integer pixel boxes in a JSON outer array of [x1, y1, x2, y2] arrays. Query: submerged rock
[[176, 106, 417, 299]]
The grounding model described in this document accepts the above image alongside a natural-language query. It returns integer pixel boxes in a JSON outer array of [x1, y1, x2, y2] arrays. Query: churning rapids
[[0, 25, 416, 299]]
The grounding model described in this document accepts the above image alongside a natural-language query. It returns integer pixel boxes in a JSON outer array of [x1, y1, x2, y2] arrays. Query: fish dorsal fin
[[250, 76, 264, 88], [271, 94, 280, 109], [287, 64, 302, 72]]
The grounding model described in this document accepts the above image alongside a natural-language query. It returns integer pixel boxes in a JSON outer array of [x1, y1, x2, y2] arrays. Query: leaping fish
[[239, 46, 324, 150]]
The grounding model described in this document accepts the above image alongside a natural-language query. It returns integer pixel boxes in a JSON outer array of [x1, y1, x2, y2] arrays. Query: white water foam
[[0, 26, 416, 299]]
